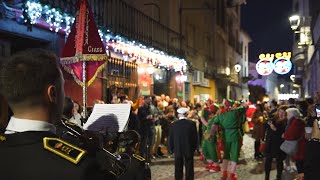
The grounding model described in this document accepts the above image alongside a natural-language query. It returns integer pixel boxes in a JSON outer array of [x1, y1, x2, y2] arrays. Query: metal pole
[[82, 61, 87, 118], [179, 2, 182, 56]]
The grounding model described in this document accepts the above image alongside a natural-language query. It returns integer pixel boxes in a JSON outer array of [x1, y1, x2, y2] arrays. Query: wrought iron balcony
[[35, 0, 182, 57]]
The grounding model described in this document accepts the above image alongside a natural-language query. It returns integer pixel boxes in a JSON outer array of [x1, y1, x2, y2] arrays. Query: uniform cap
[[177, 107, 189, 114]]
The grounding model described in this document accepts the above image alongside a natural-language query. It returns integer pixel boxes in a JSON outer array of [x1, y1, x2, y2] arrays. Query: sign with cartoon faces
[[273, 58, 292, 75], [256, 59, 274, 76], [256, 52, 292, 76]]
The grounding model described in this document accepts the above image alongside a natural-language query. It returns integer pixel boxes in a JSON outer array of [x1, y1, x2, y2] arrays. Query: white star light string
[[23, 0, 187, 73]]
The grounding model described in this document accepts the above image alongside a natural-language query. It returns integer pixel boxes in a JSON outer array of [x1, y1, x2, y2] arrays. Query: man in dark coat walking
[[169, 107, 197, 180]]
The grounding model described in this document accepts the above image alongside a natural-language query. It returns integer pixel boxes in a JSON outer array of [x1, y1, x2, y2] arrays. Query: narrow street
[[150, 134, 297, 180]]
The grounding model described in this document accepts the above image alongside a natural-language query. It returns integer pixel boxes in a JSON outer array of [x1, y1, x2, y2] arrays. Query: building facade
[[290, 0, 319, 98], [0, 0, 249, 127], [308, 0, 320, 98], [239, 30, 251, 101], [123, 0, 247, 103]]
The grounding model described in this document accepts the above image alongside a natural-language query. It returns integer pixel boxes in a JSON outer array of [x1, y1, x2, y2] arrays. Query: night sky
[[241, 0, 293, 62]]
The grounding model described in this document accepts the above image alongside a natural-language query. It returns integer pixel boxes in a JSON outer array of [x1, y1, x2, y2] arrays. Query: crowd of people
[[250, 98, 320, 180], [1, 48, 320, 180], [79, 93, 249, 180]]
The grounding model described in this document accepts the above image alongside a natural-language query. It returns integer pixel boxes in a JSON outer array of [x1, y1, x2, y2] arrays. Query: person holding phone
[[303, 117, 320, 180]]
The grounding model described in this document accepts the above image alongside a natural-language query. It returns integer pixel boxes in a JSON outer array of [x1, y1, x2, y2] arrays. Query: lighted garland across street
[[23, 0, 187, 72], [256, 58, 292, 76]]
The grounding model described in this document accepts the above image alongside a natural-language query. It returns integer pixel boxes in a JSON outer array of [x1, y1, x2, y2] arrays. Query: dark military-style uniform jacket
[[0, 131, 113, 180], [118, 154, 151, 180]]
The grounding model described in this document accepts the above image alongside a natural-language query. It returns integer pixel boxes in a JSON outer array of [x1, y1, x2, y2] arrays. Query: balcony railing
[[37, 0, 182, 57]]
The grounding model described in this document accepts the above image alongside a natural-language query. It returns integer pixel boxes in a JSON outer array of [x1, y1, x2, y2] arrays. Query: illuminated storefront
[[191, 79, 216, 103]]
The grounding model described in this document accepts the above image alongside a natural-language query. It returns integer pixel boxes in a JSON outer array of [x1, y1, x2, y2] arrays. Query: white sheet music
[[83, 104, 131, 132]]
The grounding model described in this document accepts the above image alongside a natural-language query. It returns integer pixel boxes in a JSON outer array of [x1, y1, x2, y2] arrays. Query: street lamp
[[290, 75, 295, 82], [234, 63, 241, 73], [289, 15, 300, 31]]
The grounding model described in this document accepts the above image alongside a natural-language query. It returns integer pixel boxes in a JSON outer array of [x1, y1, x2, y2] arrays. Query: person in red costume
[[282, 108, 306, 174], [246, 102, 256, 130]]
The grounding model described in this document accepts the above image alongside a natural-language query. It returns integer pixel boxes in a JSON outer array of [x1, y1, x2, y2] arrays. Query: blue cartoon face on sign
[[256, 59, 274, 76], [273, 58, 292, 75]]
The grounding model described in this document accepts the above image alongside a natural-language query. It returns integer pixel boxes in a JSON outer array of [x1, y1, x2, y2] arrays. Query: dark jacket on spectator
[[304, 140, 320, 180], [264, 118, 286, 159]]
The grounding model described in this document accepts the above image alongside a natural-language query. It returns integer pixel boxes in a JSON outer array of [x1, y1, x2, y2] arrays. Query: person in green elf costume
[[232, 101, 247, 156], [211, 99, 247, 180], [199, 99, 213, 160], [202, 103, 221, 172]]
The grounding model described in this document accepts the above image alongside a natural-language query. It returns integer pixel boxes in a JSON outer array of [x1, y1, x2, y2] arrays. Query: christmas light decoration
[[23, 0, 187, 72], [256, 59, 274, 76], [24, 1, 42, 24], [273, 58, 292, 75], [256, 51, 293, 76]]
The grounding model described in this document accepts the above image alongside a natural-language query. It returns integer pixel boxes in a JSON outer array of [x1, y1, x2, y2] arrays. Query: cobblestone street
[[150, 134, 297, 180]]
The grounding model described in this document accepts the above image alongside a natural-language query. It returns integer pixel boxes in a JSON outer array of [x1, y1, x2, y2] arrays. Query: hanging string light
[[24, 1, 42, 24]]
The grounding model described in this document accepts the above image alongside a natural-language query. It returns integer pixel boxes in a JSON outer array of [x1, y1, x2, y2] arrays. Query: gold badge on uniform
[[133, 154, 145, 161], [43, 137, 86, 164], [65, 121, 77, 126]]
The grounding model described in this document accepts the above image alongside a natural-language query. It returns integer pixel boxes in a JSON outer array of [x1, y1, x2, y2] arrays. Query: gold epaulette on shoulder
[[43, 137, 86, 164], [65, 120, 77, 126], [133, 154, 145, 161], [0, 135, 6, 141]]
